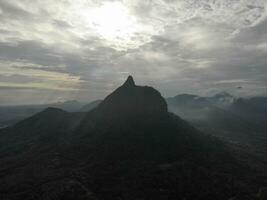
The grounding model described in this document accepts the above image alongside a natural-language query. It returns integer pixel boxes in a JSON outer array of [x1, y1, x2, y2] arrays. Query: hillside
[[0, 77, 266, 199]]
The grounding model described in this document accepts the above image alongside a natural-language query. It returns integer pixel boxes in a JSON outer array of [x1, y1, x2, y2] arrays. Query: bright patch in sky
[[80, 2, 143, 49], [90, 3, 135, 39]]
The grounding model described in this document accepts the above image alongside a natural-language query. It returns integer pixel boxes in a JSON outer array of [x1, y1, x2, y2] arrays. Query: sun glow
[[83, 2, 138, 47]]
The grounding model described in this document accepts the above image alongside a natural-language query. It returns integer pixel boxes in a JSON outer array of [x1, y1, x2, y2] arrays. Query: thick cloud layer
[[0, 0, 266, 104]]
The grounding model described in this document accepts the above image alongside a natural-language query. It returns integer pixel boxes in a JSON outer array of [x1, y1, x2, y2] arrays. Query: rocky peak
[[123, 75, 135, 87], [97, 76, 168, 120]]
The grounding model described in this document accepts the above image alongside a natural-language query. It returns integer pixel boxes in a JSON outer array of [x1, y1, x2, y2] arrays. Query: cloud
[[0, 0, 33, 19], [0, 0, 267, 104]]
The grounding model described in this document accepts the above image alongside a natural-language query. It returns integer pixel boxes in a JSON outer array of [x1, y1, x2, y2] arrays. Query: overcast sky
[[0, 0, 267, 105]]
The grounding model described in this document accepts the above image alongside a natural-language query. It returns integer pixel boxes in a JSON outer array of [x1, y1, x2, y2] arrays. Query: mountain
[[166, 93, 267, 173], [0, 76, 265, 200], [166, 92, 267, 132], [0, 108, 86, 157], [0, 100, 87, 128], [166, 92, 234, 113], [96, 75, 167, 120], [77, 77, 230, 163]]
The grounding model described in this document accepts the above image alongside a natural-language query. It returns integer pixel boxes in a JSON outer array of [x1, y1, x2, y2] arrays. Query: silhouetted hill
[[97, 76, 167, 120], [0, 108, 86, 157], [0, 101, 87, 127], [12, 107, 84, 132], [0, 77, 266, 199], [77, 77, 231, 163]]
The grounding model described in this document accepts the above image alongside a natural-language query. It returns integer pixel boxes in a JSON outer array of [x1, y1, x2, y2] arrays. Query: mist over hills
[[166, 92, 267, 135], [0, 76, 266, 199], [166, 92, 267, 174], [1, 81, 267, 166], [1, 89, 267, 129]]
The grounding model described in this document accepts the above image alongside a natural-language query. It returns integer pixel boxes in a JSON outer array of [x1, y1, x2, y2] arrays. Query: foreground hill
[[0, 76, 266, 199]]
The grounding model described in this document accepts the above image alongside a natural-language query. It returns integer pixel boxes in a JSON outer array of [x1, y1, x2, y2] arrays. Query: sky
[[0, 0, 267, 105]]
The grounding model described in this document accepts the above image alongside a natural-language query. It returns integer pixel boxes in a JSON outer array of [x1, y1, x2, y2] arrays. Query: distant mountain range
[[166, 92, 267, 130], [1, 90, 266, 130], [166, 92, 267, 170], [1, 83, 267, 167], [1, 76, 266, 199]]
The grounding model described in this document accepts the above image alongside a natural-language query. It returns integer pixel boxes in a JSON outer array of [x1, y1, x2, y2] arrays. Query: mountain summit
[[96, 76, 167, 120], [78, 76, 231, 163], [123, 75, 135, 87]]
